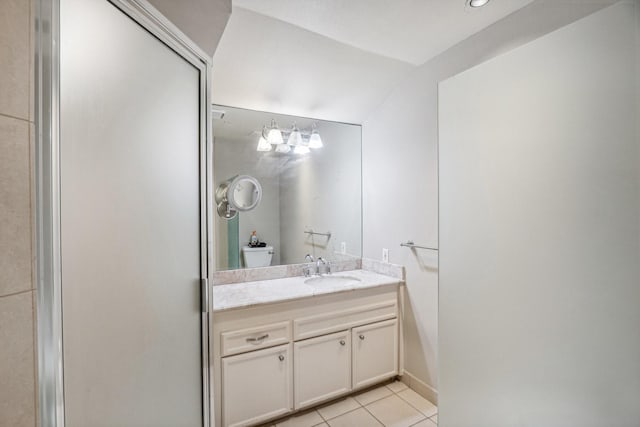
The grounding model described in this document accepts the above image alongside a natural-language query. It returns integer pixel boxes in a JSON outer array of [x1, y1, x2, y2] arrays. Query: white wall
[[211, 7, 413, 124], [214, 138, 282, 269], [439, 2, 639, 426], [362, 0, 618, 400], [147, 0, 231, 58]]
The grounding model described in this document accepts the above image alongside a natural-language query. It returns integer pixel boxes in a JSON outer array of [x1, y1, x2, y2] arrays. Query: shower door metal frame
[[34, 0, 214, 426]]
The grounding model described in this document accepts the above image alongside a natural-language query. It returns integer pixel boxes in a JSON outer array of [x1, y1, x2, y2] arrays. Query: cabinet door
[[222, 343, 293, 427], [352, 319, 398, 389], [294, 331, 351, 409]]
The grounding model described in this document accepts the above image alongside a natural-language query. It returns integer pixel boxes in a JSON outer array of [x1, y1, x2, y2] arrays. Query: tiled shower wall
[[0, 0, 38, 426]]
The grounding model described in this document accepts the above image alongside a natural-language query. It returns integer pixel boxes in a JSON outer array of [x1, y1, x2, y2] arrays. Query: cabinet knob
[[359, 334, 365, 340], [339, 340, 346, 346], [278, 355, 285, 361]]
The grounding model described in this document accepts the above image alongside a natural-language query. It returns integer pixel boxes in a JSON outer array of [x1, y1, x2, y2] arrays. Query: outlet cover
[[382, 248, 389, 263], [340, 242, 347, 254]]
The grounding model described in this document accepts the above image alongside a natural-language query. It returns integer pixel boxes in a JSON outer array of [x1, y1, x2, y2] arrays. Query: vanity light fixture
[[256, 119, 323, 155], [467, 0, 490, 7], [267, 119, 284, 144], [256, 135, 271, 152], [275, 142, 291, 153], [293, 144, 310, 155], [308, 124, 323, 149], [287, 123, 303, 146]]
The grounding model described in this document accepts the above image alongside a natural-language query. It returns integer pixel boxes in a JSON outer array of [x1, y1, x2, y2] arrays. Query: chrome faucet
[[316, 257, 331, 275], [303, 254, 315, 277]]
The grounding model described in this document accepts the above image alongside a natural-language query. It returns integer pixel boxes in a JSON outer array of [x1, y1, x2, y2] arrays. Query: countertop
[[212, 269, 402, 312]]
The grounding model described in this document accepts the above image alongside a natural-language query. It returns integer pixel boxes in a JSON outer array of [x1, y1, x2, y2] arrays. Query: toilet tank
[[241, 246, 274, 268]]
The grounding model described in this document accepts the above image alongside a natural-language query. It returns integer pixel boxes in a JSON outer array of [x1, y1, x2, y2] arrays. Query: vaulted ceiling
[[211, 0, 535, 123]]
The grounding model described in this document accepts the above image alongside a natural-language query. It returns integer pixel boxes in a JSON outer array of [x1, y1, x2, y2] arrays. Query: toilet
[[241, 246, 274, 268]]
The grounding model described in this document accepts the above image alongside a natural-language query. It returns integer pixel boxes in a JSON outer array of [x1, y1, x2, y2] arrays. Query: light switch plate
[[382, 248, 389, 263], [340, 242, 347, 254]]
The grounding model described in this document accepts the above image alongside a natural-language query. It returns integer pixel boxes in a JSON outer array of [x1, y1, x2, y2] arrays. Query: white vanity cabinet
[[213, 283, 402, 427], [222, 344, 293, 427], [294, 330, 351, 409], [352, 318, 399, 389]]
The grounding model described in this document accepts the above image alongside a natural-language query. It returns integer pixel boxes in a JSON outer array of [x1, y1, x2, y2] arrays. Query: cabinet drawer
[[293, 299, 397, 341], [221, 321, 291, 357]]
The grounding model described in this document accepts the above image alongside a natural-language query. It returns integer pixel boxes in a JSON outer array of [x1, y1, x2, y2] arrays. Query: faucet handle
[[303, 265, 313, 277], [316, 257, 330, 275]]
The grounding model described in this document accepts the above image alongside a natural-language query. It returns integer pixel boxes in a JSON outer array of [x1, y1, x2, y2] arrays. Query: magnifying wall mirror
[[215, 175, 262, 219]]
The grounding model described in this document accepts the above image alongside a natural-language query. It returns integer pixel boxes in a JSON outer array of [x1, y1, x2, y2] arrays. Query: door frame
[[34, 1, 214, 426]]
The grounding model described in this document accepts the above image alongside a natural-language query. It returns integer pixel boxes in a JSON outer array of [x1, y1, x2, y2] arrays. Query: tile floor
[[264, 381, 437, 427]]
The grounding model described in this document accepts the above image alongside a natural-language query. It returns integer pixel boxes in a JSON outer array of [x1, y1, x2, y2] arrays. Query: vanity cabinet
[[221, 343, 293, 427], [294, 330, 351, 409], [213, 283, 402, 427], [352, 318, 399, 389]]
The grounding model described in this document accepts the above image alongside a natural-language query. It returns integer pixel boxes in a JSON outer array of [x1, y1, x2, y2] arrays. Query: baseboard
[[399, 370, 438, 405]]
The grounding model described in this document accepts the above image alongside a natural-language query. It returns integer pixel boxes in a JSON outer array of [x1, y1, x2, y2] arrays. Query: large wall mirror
[[213, 105, 362, 270]]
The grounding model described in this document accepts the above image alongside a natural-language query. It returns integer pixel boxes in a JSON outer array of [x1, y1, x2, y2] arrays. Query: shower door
[[60, 0, 210, 425]]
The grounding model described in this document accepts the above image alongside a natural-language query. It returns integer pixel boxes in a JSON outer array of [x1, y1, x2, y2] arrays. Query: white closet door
[[60, 0, 203, 425], [439, 3, 640, 425]]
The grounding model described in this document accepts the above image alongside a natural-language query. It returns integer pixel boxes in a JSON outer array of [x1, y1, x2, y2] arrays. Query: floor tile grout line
[[354, 390, 394, 407], [320, 405, 363, 423], [360, 402, 388, 426], [367, 401, 427, 427], [0, 111, 31, 124], [408, 417, 432, 427], [0, 288, 34, 299], [393, 387, 438, 419], [316, 407, 328, 423]]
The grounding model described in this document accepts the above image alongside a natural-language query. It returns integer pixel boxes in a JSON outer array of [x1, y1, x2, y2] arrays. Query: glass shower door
[[60, 0, 206, 425]]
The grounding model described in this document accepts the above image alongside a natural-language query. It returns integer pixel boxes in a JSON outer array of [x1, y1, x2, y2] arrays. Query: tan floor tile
[[354, 385, 393, 406], [0, 116, 31, 297], [411, 419, 437, 427], [0, 291, 36, 427], [0, 0, 30, 120], [430, 414, 437, 424], [386, 380, 409, 393], [276, 410, 324, 427], [314, 424, 329, 427], [366, 394, 425, 427], [317, 397, 360, 421], [326, 408, 382, 427], [397, 388, 437, 418]]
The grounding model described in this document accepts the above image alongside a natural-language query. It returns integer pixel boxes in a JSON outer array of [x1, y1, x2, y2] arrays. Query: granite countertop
[[212, 269, 402, 312]]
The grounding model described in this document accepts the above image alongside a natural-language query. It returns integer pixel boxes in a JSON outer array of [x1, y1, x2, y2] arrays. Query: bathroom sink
[[304, 275, 362, 287]]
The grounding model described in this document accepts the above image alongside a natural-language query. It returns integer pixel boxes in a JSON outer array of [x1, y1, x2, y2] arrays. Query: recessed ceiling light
[[468, 0, 490, 7]]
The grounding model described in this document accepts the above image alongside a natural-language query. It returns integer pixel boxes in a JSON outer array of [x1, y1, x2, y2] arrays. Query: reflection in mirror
[[213, 105, 362, 270], [215, 175, 263, 219], [229, 176, 262, 211]]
